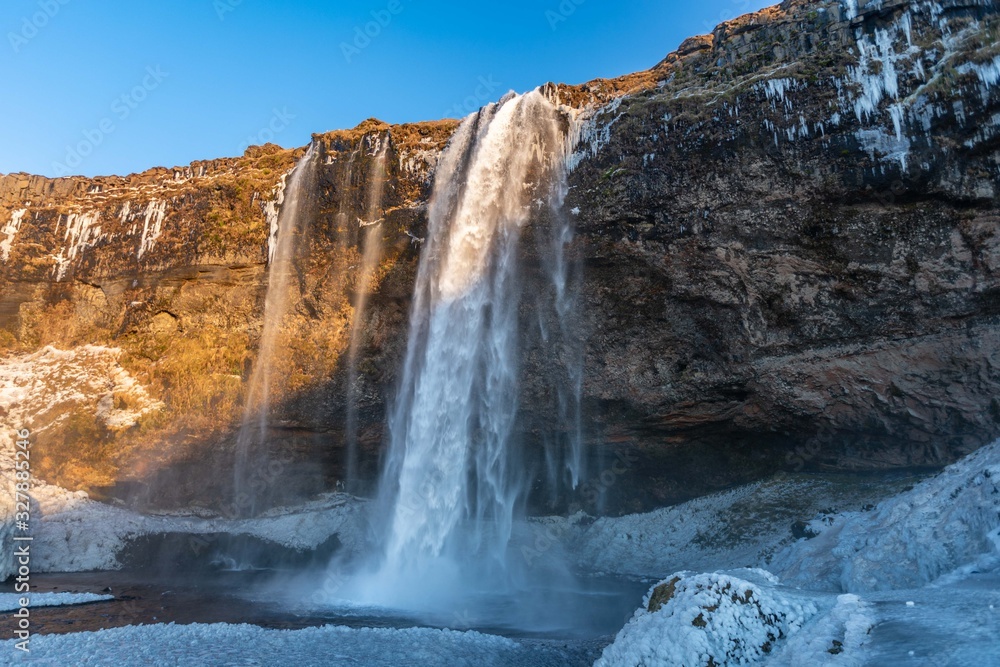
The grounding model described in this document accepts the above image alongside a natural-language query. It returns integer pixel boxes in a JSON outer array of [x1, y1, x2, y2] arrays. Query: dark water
[[270, 573, 652, 640], [0, 569, 649, 642]]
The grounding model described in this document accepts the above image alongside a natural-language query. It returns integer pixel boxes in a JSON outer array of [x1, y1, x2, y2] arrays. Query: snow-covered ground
[[593, 439, 1000, 665], [0, 592, 113, 612], [7, 439, 999, 664], [532, 469, 924, 579], [4, 575, 994, 666], [8, 440, 996, 666], [597, 568, 1000, 666], [29, 483, 369, 572], [769, 439, 1000, 593], [0, 346, 164, 579], [0, 622, 602, 666]]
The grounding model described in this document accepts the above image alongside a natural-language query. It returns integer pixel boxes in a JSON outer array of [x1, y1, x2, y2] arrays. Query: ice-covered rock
[[766, 593, 874, 666], [553, 472, 919, 579], [595, 572, 817, 667], [771, 439, 1000, 592]]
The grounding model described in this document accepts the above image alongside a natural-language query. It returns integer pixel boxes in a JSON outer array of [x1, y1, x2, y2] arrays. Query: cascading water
[[347, 90, 578, 607], [232, 144, 318, 516], [344, 135, 389, 493], [335, 146, 360, 232], [538, 109, 588, 501]]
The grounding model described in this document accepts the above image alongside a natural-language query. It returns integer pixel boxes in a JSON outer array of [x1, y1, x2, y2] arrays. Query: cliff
[[0, 121, 456, 509], [1, 0, 998, 515], [554, 0, 1000, 509]]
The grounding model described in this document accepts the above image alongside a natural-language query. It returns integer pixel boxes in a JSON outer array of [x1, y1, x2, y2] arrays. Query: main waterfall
[[350, 90, 579, 606]]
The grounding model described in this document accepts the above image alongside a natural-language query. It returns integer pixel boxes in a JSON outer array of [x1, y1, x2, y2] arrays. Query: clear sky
[[0, 0, 773, 178]]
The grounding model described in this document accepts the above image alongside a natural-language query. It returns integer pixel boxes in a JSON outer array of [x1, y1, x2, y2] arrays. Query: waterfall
[[539, 109, 587, 500], [232, 145, 317, 516], [344, 134, 390, 492], [336, 147, 360, 232], [355, 90, 576, 605]]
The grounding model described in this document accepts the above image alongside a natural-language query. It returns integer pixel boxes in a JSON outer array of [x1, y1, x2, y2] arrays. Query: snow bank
[[771, 439, 1000, 592], [0, 346, 162, 446], [579, 439, 1000, 664], [31, 484, 369, 572], [0, 592, 113, 612], [595, 572, 817, 667], [548, 472, 917, 579], [0, 345, 163, 578], [766, 593, 875, 667], [0, 621, 595, 666]]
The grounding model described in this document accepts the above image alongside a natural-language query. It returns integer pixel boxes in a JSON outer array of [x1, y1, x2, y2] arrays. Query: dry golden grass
[[41, 409, 118, 489], [119, 327, 250, 433]]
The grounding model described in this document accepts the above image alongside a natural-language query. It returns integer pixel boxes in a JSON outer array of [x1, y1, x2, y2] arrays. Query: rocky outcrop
[[1, 0, 998, 515], [547, 0, 1000, 510]]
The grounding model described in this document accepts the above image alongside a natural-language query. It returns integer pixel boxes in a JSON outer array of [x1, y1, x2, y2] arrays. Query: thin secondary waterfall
[[540, 110, 587, 497], [344, 134, 389, 492], [232, 145, 317, 515], [356, 90, 576, 605], [335, 147, 360, 231]]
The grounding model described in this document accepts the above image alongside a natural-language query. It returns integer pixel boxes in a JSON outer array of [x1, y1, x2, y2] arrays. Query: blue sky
[[0, 0, 772, 178]]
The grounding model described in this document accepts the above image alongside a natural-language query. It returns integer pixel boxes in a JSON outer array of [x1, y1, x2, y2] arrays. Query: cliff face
[[550, 0, 1000, 510], [0, 122, 456, 509], [1, 0, 998, 515]]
